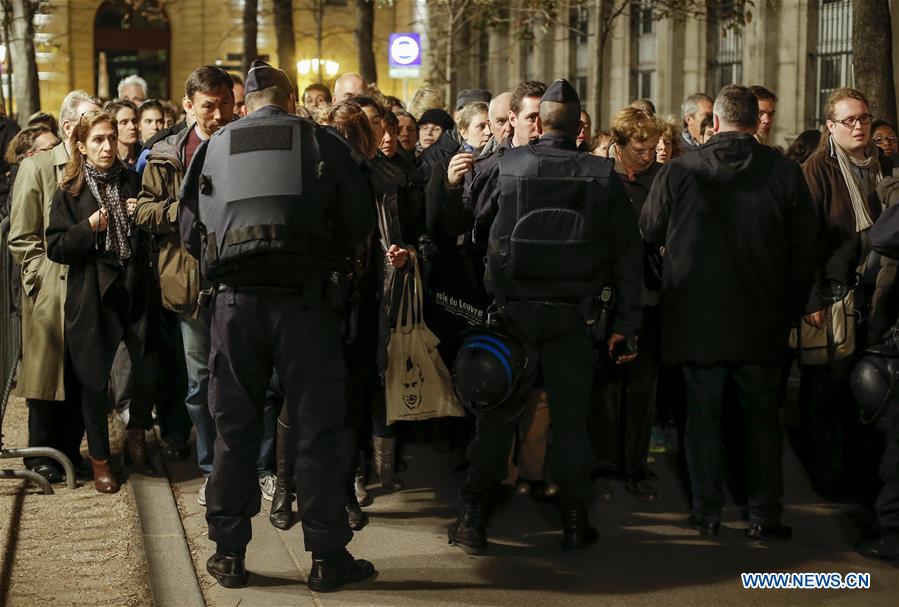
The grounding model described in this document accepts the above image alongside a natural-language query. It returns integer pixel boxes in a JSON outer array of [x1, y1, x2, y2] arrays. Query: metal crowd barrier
[[0, 216, 74, 494]]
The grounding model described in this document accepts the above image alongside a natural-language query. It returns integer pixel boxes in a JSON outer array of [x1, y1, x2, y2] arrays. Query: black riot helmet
[[453, 328, 533, 423], [850, 353, 899, 429]]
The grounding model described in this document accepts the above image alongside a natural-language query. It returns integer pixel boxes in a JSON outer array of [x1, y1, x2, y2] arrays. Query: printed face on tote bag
[[402, 356, 424, 411]]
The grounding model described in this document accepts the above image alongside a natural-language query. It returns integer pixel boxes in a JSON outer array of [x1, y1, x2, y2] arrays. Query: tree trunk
[[242, 0, 258, 77], [273, 0, 297, 94], [589, 0, 606, 126], [852, 0, 896, 125], [355, 0, 377, 84], [8, 0, 39, 126], [315, 0, 324, 84], [445, 14, 454, 109]]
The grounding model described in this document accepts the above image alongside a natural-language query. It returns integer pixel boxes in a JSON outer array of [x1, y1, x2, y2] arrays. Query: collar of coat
[[51, 141, 68, 167]]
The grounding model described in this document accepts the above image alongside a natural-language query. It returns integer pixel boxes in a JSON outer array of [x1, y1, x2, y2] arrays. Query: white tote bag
[[385, 254, 465, 424]]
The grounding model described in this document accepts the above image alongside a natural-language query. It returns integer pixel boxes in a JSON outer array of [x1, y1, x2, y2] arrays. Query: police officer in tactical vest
[[179, 60, 377, 592], [448, 79, 643, 553]]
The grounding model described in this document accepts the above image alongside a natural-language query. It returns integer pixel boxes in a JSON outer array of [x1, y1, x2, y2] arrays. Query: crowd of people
[[2, 59, 899, 592]]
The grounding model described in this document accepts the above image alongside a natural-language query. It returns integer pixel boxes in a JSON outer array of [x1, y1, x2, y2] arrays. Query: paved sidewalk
[[144, 436, 898, 607]]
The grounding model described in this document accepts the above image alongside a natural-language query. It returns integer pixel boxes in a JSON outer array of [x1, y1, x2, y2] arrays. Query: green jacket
[[134, 127, 201, 317], [7, 142, 68, 400]]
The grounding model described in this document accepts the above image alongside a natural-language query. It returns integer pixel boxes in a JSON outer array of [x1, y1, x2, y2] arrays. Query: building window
[[568, 5, 589, 103], [815, 0, 853, 124], [706, 2, 743, 95], [630, 0, 656, 102], [94, 0, 171, 99]]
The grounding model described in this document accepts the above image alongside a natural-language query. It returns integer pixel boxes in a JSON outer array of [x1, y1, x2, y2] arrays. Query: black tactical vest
[[198, 113, 335, 285], [486, 141, 612, 300]]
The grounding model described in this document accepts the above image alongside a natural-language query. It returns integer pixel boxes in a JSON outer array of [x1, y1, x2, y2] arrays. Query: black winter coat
[[46, 169, 149, 391], [640, 132, 819, 366]]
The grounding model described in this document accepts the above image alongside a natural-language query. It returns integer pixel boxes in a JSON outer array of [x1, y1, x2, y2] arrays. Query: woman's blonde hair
[[320, 101, 378, 158], [457, 101, 488, 133], [610, 106, 664, 147], [408, 86, 446, 121], [60, 110, 116, 196], [824, 87, 869, 122]]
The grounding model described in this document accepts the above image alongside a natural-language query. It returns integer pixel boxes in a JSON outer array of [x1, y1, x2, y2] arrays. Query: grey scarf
[[85, 161, 132, 261], [832, 138, 884, 232]]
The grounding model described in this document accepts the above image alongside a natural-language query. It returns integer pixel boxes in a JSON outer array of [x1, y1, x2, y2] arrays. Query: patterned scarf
[[832, 138, 884, 232], [84, 161, 132, 261]]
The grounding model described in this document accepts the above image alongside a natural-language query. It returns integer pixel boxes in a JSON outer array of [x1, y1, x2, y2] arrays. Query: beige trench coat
[[7, 142, 68, 401]]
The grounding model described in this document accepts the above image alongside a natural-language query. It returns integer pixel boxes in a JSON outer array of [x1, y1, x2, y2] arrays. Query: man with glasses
[[797, 88, 892, 504], [591, 105, 666, 504], [750, 85, 777, 146]]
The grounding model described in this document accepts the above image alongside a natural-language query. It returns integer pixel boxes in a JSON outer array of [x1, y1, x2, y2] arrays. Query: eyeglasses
[[874, 135, 898, 144], [627, 144, 657, 159], [830, 114, 873, 129]]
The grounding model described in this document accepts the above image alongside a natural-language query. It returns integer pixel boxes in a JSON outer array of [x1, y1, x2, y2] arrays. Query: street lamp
[[296, 58, 340, 80]]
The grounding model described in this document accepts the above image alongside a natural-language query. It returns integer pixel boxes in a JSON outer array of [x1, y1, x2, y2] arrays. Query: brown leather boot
[[125, 428, 158, 476], [372, 436, 404, 491], [90, 457, 120, 494]]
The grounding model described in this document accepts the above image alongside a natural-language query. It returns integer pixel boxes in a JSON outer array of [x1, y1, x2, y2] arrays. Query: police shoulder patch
[[230, 124, 293, 155]]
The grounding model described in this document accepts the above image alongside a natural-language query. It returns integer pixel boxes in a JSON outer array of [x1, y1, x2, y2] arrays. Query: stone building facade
[[20, 1, 899, 151], [28, 0, 429, 119], [450, 0, 899, 149]]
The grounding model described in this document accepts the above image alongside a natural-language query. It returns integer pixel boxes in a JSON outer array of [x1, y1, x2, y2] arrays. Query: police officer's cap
[[541, 79, 580, 105], [245, 60, 293, 95]]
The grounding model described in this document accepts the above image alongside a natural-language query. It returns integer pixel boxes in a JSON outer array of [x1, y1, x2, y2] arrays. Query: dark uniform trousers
[[462, 302, 595, 506], [205, 286, 354, 555], [875, 420, 899, 532], [682, 363, 784, 525]]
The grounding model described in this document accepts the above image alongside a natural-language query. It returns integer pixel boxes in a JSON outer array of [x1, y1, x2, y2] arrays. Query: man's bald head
[[334, 73, 366, 101], [488, 92, 512, 141]]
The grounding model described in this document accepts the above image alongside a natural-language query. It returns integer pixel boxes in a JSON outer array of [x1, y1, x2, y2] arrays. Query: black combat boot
[[745, 521, 792, 542], [269, 419, 295, 530], [560, 505, 599, 551], [207, 548, 249, 588], [856, 533, 899, 561], [308, 549, 377, 592], [447, 501, 490, 555]]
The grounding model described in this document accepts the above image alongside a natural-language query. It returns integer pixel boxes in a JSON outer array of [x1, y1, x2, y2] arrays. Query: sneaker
[[259, 473, 276, 502], [198, 477, 208, 506]]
